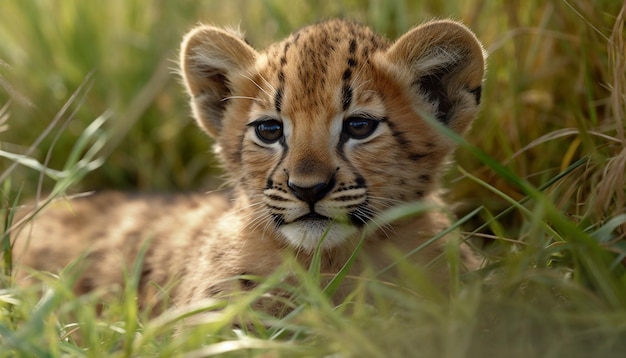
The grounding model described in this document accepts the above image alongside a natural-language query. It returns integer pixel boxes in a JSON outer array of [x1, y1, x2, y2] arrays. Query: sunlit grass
[[1, 0, 625, 356]]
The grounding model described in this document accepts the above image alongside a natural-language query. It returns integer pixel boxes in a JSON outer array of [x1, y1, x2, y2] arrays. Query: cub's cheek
[[241, 148, 281, 173]]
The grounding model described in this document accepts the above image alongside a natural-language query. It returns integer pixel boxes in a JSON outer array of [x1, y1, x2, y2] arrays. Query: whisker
[[222, 95, 261, 102], [257, 73, 277, 94], [242, 73, 274, 100], [367, 195, 405, 205], [350, 66, 371, 94], [223, 200, 264, 217], [365, 211, 397, 240]]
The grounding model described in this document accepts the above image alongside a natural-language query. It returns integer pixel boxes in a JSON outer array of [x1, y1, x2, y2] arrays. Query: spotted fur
[[14, 19, 485, 314]]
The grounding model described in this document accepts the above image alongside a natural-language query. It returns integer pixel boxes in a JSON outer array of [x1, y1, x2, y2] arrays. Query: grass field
[[1, 0, 625, 356]]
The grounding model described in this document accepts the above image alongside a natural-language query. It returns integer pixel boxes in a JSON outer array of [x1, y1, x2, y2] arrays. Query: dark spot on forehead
[[275, 87, 284, 112], [342, 84, 353, 111], [349, 38, 357, 53], [342, 68, 352, 81]]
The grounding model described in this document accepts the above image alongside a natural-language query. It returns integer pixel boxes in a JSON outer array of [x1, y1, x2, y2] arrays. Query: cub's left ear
[[180, 25, 257, 138], [383, 20, 486, 134]]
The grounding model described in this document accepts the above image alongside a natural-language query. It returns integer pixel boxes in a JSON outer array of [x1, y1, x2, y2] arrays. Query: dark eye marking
[[248, 117, 283, 143], [342, 115, 380, 140]]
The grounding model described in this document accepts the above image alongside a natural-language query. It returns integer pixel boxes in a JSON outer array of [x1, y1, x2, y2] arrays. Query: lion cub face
[[180, 20, 485, 252]]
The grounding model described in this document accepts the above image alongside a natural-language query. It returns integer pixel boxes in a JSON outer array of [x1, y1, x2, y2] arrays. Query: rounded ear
[[180, 25, 258, 137], [383, 20, 486, 134]]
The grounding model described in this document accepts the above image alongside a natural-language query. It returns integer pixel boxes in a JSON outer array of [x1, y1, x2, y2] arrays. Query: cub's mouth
[[295, 212, 331, 222], [277, 211, 360, 252]]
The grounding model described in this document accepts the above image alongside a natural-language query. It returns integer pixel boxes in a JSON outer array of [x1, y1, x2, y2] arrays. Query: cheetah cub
[[13, 19, 485, 312]]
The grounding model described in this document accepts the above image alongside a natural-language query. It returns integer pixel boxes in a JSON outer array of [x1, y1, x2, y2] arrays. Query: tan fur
[[12, 19, 485, 314]]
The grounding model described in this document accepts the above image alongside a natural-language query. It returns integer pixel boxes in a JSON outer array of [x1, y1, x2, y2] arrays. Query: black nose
[[288, 177, 335, 205]]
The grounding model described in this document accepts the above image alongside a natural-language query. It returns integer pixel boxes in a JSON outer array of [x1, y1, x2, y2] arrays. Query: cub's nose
[[288, 177, 335, 205]]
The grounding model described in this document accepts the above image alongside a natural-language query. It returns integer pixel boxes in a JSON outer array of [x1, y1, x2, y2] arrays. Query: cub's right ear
[[382, 20, 485, 135], [180, 25, 257, 137]]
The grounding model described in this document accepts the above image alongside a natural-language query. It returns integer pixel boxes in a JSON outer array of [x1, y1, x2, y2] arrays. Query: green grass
[[1, 0, 626, 356]]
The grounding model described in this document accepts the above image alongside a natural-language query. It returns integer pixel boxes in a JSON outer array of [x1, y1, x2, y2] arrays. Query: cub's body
[[13, 192, 229, 306], [13, 19, 485, 312]]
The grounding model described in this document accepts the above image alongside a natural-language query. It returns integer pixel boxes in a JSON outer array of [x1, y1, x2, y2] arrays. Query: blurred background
[[0, 0, 623, 240]]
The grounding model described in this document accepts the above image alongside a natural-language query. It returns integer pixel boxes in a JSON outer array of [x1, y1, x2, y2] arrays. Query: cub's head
[[180, 19, 485, 252]]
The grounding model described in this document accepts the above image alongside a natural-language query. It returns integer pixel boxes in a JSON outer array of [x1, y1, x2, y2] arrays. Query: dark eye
[[343, 116, 379, 139], [254, 119, 283, 143]]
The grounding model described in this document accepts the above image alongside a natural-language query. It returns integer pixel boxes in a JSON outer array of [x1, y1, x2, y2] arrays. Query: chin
[[279, 220, 358, 252]]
